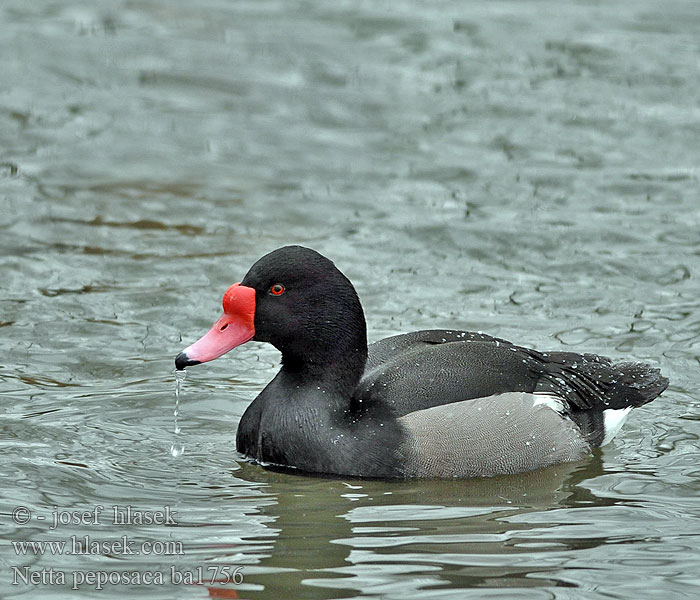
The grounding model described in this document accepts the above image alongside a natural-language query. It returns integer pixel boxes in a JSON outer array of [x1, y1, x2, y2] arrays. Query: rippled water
[[2, 1, 699, 598]]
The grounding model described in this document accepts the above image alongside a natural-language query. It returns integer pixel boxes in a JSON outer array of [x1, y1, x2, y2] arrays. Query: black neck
[[279, 325, 368, 396]]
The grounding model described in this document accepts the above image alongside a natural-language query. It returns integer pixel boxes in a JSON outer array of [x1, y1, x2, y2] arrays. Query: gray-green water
[[2, 1, 699, 598]]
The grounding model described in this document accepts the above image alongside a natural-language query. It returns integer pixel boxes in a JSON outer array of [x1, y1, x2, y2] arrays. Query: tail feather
[[613, 361, 669, 403], [531, 351, 668, 411]]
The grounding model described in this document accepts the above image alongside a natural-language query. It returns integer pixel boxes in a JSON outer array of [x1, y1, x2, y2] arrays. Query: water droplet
[[170, 444, 185, 457], [171, 369, 187, 457], [175, 369, 186, 399]]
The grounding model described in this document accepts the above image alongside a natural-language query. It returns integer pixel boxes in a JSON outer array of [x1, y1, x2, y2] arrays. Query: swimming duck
[[175, 245, 668, 478]]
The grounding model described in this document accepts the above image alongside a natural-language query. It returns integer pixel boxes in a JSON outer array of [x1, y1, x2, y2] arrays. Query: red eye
[[270, 284, 285, 296]]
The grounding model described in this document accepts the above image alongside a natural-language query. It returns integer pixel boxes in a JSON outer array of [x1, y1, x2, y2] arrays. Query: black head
[[241, 246, 368, 387]]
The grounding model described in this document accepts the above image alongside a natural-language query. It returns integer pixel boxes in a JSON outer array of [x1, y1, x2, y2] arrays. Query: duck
[[175, 245, 668, 478]]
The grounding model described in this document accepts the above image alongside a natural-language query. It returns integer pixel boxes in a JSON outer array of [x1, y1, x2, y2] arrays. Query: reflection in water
[[232, 457, 609, 596]]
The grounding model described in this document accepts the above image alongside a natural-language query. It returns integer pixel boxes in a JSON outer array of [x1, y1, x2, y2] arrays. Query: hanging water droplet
[[175, 369, 185, 399], [171, 369, 187, 457]]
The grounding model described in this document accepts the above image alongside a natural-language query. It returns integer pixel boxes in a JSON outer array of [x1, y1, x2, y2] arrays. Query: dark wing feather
[[527, 350, 668, 410], [355, 330, 668, 418]]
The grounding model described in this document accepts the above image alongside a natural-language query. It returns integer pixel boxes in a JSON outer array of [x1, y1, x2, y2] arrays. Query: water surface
[[1, 1, 699, 598]]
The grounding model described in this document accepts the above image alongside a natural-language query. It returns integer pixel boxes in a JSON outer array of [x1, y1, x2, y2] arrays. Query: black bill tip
[[175, 352, 200, 371]]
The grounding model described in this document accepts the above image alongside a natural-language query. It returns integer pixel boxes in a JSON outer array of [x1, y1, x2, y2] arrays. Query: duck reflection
[[225, 453, 611, 597]]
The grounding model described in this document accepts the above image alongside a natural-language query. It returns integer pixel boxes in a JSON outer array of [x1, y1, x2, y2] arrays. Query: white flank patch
[[601, 407, 632, 446], [532, 393, 565, 414]]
